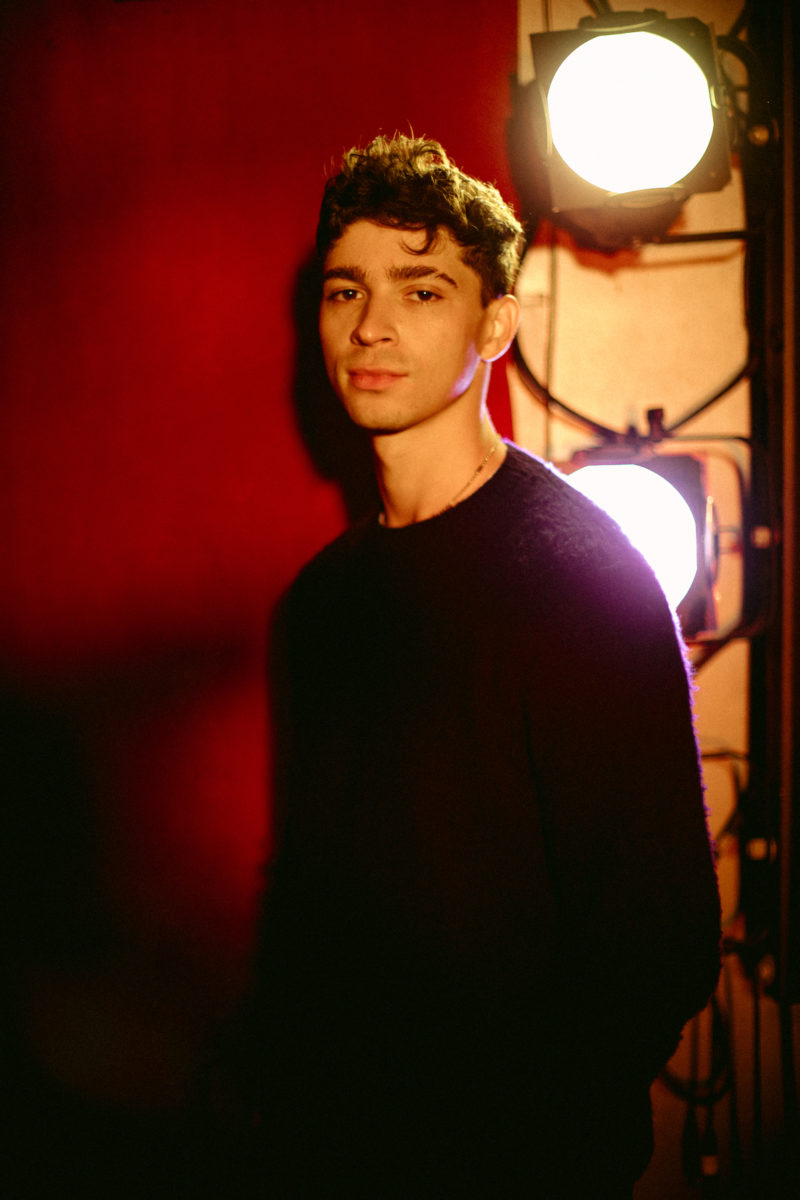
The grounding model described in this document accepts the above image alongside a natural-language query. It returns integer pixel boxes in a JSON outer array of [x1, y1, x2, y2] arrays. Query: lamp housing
[[564, 447, 718, 638], [513, 10, 732, 251]]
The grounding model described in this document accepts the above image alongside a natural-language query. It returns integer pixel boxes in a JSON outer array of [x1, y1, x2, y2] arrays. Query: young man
[[254, 136, 721, 1197]]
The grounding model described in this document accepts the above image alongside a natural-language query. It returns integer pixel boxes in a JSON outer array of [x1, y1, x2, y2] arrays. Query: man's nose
[[352, 296, 396, 345]]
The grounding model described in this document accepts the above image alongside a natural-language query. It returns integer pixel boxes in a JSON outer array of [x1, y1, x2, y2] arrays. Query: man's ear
[[479, 294, 521, 363]]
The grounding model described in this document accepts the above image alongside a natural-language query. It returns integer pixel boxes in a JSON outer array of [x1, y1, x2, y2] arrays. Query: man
[[253, 135, 721, 1197]]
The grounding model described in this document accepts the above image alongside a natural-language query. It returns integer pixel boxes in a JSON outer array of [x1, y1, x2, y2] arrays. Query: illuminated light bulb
[[569, 464, 698, 609], [547, 32, 715, 193]]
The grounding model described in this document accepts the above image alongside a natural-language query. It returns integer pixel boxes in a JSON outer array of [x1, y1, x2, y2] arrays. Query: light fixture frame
[[520, 10, 732, 249], [562, 446, 719, 639]]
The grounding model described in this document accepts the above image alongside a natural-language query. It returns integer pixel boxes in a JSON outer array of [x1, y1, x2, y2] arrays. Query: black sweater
[[256, 443, 721, 1196]]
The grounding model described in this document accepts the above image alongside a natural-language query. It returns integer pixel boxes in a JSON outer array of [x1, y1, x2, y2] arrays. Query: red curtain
[[1, 0, 519, 1104]]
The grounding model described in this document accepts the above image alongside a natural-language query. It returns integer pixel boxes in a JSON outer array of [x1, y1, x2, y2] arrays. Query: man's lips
[[348, 368, 406, 390]]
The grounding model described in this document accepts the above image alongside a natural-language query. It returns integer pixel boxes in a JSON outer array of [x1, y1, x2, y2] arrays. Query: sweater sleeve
[[524, 532, 721, 1088]]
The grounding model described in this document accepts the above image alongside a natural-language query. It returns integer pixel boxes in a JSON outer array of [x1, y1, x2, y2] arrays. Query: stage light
[[509, 11, 732, 250], [569, 464, 698, 610], [547, 33, 715, 194], [563, 451, 718, 637]]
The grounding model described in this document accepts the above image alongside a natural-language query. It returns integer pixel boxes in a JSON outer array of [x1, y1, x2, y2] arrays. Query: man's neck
[[373, 408, 506, 529]]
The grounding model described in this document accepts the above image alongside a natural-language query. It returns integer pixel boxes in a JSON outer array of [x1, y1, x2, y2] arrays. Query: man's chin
[[339, 400, 405, 437]]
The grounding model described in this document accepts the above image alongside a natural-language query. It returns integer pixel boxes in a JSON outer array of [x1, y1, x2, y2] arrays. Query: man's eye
[[411, 290, 440, 303], [327, 288, 361, 302]]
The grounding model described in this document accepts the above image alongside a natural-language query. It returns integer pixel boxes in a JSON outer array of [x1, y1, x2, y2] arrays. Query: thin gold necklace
[[434, 436, 502, 517], [379, 438, 502, 526]]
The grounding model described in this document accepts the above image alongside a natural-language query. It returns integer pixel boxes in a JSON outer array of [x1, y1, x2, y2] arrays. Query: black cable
[[700, 1091, 722, 1194], [717, 35, 770, 109], [664, 358, 759, 433], [716, 45, 751, 152], [722, 952, 745, 1184], [666, 995, 734, 1188], [727, 4, 749, 40], [661, 994, 732, 1108], [678, 1011, 702, 1184], [779, 997, 800, 1187], [699, 750, 747, 843], [511, 338, 620, 443], [514, 334, 758, 448], [752, 974, 763, 1186]]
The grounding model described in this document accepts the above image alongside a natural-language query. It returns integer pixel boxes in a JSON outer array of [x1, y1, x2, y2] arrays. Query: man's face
[[319, 220, 497, 436]]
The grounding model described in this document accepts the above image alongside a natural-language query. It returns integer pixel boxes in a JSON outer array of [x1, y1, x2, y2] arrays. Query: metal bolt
[[748, 124, 771, 147], [751, 526, 774, 549]]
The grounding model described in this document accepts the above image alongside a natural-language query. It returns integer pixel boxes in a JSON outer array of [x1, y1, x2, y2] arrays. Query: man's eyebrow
[[388, 264, 458, 288], [321, 264, 459, 289], [321, 265, 367, 286]]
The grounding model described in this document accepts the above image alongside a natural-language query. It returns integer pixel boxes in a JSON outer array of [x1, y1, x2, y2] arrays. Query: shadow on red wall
[[1, 1, 519, 1190]]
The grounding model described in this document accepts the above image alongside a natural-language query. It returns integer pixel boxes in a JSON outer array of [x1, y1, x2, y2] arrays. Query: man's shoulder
[[499, 445, 641, 569], [498, 445, 675, 628], [287, 443, 662, 615]]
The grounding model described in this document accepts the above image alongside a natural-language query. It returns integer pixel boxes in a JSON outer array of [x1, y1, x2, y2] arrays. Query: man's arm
[[525, 544, 722, 1087]]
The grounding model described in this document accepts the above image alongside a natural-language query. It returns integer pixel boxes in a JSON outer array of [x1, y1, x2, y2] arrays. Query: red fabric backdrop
[[1, 0, 520, 1105]]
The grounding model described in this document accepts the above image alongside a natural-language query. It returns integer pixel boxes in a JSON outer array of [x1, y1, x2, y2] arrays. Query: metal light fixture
[[509, 9, 733, 250], [563, 445, 718, 638]]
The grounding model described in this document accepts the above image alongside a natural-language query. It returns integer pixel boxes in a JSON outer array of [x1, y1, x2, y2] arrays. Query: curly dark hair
[[316, 135, 524, 305]]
